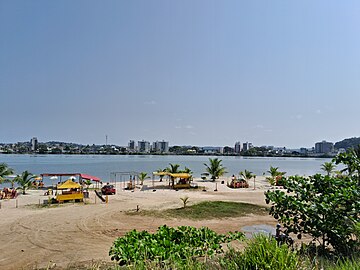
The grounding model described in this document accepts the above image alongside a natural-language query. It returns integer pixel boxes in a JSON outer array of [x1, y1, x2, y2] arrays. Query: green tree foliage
[[204, 158, 227, 181], [333, 146, 360, 177], [15, 171, 37, 195], [265, 173, 360, 255]]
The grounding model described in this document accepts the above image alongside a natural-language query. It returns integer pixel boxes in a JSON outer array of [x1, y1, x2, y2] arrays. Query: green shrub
[[219, 234, 302, 270], [109, 225, 244, 267]]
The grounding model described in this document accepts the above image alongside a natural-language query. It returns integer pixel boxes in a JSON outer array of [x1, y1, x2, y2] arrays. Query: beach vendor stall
[[170, 173, 192, 189], [151, 172, 193, 189], [56, 179, 84, 203]]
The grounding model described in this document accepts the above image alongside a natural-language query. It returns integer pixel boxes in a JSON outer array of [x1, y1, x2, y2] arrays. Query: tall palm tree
[[166, 163, 181, 187], [204, 158, 227, 181], [15, 171, 37, 195], [166, 163, 180, 174], [239, 169, 255, 181], [139, 172, 150, 185], [321, 161, 336, 176], [0, 163, 14, 183]]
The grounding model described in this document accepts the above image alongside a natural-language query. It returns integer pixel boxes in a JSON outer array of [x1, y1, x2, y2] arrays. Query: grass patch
[[127, 201, 268, 220]]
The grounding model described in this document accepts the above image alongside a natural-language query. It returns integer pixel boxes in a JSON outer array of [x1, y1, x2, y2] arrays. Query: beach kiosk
[[56, 179, 84, 203], [170, 173, 192, 189]]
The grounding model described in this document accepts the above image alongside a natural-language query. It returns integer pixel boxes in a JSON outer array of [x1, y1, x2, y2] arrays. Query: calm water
[[0, 154, 332, 184]]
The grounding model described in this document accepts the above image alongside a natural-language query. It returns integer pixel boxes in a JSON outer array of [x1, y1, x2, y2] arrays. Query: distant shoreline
[[0, 152, 334, 159]]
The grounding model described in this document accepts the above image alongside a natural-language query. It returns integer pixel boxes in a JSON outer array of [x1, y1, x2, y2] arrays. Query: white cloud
[[254, 124, 264, 129], [144, 100, 156, 105]]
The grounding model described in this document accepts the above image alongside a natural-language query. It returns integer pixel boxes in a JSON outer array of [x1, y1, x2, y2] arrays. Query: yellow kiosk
[[171, 173, 192, 189], [56, 179, 84, 203]]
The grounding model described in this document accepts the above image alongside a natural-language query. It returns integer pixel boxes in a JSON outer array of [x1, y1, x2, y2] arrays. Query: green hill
[[335, 137, 360, 150]]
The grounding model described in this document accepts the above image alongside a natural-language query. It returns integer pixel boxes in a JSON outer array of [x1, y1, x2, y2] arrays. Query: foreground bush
[[265, 173, 360, 256], [219, 234, 303, 270], [109, 225, 244, 267]]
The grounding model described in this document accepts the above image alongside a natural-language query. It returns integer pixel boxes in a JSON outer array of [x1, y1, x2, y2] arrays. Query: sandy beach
[[0, 176, 278, 270]]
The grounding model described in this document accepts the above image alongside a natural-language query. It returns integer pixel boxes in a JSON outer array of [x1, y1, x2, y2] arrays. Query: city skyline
[[1, 1, 360, 148], [0, 136, 342, 150]]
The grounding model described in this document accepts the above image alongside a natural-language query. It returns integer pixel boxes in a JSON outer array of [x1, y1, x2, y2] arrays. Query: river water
[[0, 154, 332, 184]]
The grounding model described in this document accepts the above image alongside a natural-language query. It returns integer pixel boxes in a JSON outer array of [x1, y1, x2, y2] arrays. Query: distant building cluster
[[128, 140, 169, 153], [234, 141, 253, 153], [0, 137, 346, 157]]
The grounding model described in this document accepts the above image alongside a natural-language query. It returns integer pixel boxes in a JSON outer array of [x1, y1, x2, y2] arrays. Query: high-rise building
[[234, 142, 242, 153], [153, 140, 169, 153], [128, 140, 136, 151], [242, 142, 253, 151], [30, 137, 38, 151], [315, 141, 334, 154], [138, 140, 150, 153]]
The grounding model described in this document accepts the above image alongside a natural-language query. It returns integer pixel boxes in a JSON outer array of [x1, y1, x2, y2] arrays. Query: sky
[[1, 1, 360, 148]]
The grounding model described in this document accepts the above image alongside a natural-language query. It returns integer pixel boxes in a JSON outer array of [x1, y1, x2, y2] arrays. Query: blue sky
[[1, 1, 360, 148]]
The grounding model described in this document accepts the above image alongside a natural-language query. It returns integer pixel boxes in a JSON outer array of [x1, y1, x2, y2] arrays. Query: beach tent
[[57, 179, 81, 189]]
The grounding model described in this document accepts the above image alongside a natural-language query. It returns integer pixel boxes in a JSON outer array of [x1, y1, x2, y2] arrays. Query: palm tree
[[166, 163, 180, 174], [180, 196, 189, 208], [239, 169, 255, 181], [156, 168, 167, 182], [181, 167, 193, 174], [321, 161, 336, 176], [266, 166, 286, 185], [0, 163, 14, 183], [166, 163, 181, 187], [15, 171, 37, 195], [204, 158, 227, 181], [139, 172, 150, 185]]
